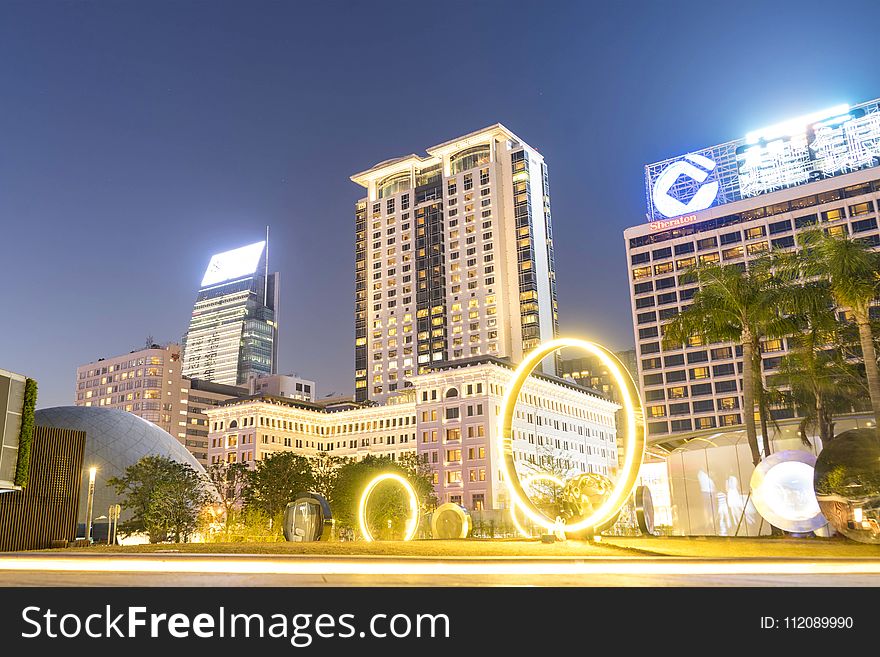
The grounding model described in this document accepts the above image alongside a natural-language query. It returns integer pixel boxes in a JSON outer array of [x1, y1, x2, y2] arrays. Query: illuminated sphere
[[559, 473, 615, 522], [814, 428, 880, 544], [750, 450, 825, 533], [35, 406, 206, 523]]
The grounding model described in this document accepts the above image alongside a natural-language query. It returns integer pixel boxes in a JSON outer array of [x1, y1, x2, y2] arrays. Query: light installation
[[509, 473, 565, 538], [498, 338, 646, 535], [357, 473, 420, 542], [749, 450, 826, 534], [645, 98, 880, 220]]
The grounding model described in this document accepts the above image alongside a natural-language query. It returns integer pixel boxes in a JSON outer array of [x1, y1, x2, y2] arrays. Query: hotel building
[[182, 240, 279, 386], [206, 358, 618, 511], [624, 99, 880, 452], [75, 343, 250, 465], [350, 124, 559, 403], [247, 373, 316, 402]]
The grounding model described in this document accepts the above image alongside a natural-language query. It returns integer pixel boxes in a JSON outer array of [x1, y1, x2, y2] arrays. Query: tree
[[330, 454, 436, 538], [107, 455, 211, 543], [662, 261, 794, 466], [797, 230, 880, 428], [206, 461, 250, 539], [244, 452, 316, 522], [518, 441, 574, 519], [310, 452, 350, 506], [767, 278, 866, 445]]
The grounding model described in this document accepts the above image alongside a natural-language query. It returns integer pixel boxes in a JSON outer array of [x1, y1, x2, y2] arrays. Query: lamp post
[[85, 466, 96, 543]]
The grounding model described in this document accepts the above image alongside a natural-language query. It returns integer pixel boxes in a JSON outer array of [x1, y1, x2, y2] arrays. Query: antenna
[[264, 225, 269, 306]]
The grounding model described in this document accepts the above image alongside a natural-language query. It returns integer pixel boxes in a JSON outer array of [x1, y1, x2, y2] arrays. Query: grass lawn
[[49, 536, 880, 559]]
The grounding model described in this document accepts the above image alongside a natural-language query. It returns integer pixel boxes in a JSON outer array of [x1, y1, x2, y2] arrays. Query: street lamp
[[85, 466, 97, 543]]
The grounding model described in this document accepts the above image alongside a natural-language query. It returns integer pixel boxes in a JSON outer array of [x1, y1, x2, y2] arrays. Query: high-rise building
[[75, 343, 250, 465], [0, 368, 30, 491], [351, 124, 559, 403], [624, 99, 880, 451], [182, 240, 279, 386]]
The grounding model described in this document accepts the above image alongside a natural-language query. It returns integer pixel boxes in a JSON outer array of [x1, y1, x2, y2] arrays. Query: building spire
[[265, 225, 270, 306]]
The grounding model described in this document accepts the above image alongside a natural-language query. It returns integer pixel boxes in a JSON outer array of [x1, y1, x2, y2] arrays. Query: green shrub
[[14, 378, 38, 488]]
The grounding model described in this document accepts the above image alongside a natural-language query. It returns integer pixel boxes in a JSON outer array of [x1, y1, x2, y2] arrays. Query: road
[[2, 553, 880, 586]]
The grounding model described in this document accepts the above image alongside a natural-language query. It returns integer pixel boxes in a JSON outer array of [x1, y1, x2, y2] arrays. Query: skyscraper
[[351, 124, 559, 403], [182, 240, 279, 386]]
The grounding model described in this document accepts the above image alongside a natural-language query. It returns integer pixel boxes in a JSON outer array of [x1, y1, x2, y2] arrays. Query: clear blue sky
[[2, 0, 878, 408]]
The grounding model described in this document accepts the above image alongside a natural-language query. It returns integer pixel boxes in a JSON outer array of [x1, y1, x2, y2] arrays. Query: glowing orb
[[509, 473, 565, 538], [750, 450, 825, 533], [357, 473, 420, 542], [498, 338, 645, 534]]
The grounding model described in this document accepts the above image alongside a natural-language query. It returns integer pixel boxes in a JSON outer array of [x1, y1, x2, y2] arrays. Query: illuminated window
[[648, 405, 666, 418], [722, 246, 744, 260], [654, 262, 674, 275], [745, 226, 766, 240], [690, 367, 710, 380], [676, 256, 696, 270], [667, 386, 687, 399], [699, 252, 719, 265], [746, 241, 769, 256], [632, 266, 651, 280]]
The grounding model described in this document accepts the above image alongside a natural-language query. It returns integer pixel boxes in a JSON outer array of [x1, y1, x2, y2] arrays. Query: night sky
[[2, 0, 879, 409]]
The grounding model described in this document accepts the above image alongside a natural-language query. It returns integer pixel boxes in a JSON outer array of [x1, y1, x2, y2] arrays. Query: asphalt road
[[2, 553, 880, 586]]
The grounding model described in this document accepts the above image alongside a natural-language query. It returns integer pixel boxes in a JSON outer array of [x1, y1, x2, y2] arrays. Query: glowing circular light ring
[[357, 473, 420, 542], [509, 473, 565, 538], [431, 503, 471, 539], [498, 338, 646, 534]]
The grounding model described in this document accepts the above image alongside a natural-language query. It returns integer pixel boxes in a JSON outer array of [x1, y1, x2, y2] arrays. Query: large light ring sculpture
[[509, 473, 565, 538], [357, 473, 420, 542], [499, 338, 646, 534]]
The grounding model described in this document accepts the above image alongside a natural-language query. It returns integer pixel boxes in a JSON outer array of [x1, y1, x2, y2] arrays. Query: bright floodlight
[[200, 241, 266, 287]]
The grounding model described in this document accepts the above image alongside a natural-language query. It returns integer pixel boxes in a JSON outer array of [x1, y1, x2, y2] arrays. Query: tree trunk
[[741, 337, 762, 466], [856, 311, 880, 430]]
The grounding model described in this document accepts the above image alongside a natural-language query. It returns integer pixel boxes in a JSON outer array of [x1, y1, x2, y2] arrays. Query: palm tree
[[797, 231, 880, 428], [767, 279, 865, 445], [662, 261, 793, 466]]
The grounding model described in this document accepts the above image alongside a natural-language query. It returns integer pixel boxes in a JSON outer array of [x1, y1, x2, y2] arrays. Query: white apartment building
[[247, 373, 316, 402], [75, 343, 249, 465], [206, 359, 618, 512], [625, 99, 880, 452], [350, 124, 559, 404]]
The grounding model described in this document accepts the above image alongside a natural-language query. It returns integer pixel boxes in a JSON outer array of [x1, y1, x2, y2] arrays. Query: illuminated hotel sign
[[645, 99, 880, 220], [200, 241, 266, 287]]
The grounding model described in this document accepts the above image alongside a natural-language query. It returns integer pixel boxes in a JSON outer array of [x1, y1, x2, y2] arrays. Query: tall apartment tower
[[351, 124, 559, 402], [182, 240, 279, 386]]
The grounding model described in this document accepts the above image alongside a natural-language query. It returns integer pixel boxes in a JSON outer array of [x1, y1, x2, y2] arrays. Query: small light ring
[[357, 473, 420, 542]]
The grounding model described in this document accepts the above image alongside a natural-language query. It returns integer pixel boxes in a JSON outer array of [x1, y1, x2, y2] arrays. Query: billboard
[[645, 99, 880, 220], [200, 241, 266, 287]]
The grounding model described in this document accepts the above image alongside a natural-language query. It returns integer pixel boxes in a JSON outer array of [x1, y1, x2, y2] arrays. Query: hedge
[[13, 378, 37, 488]]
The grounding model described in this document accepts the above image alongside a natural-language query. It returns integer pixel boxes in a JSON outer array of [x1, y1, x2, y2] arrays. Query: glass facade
[[183, 242, 279, 386]]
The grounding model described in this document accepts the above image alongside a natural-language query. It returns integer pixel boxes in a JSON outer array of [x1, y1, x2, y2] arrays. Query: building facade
[[206, 359, 618, 511], [0, 368, 28, 491], [247, 373, 316, 402], [624, 99, 880, 451], [182, 240, 279, 386], [75, 343, 249, 465], [350, 124, 559, 403], [559, 349, 637, 403]]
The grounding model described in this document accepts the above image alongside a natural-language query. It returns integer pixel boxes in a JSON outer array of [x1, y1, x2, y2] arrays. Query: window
[[652, 247, 672, 260], [722, 246, 744, 260], [715, 379, 738, 393], [674, 242, 695, 255], [676, 256, 696, 270], [667, 386, 687, 399], [697, 236, 717, 250], [720, 231, 742, 245], [654, 262, 674, 275], [718, 397, 739, 410], [849, 201, 875, 217], [632, 266, 651, 280], [671, 419, 693, 432], [663, 354, 685, 367], [648, 405, 666, 418], [745, 226, 766, 240], [711, 346, 733, 360], [795, 214, 818, 229], [768, 219, 792, 234], [692, 399, 714, 413], [634, 281, 653, 294], [689, 366, 710, 380], [691, 383, 712, 396], [699, 252, 719, 265], [712, 363, 735, 376], [771, 236, 795, 249], [852, 217, 878, 233], [746, 241, 768, 256], [657, 292, 677, 305]]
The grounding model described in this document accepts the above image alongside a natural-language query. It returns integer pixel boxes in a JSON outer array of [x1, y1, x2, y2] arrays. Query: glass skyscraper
[[182, 241, 279, 386]]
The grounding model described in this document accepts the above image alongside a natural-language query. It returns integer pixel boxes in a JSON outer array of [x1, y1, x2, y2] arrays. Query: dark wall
[[0, 426, 86, 551]]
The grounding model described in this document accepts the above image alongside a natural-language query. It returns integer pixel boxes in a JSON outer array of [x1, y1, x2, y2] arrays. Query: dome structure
[[34, 406, 207, 525]]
